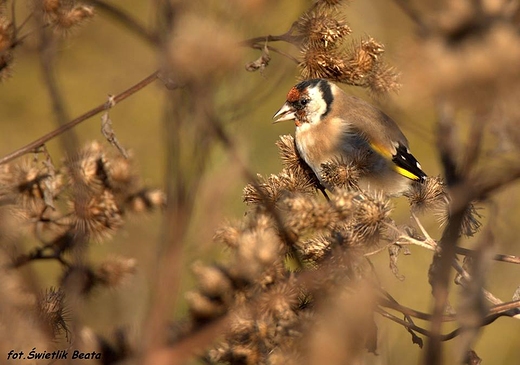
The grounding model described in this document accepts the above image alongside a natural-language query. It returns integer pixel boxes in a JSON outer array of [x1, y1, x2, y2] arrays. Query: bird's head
[[273, 78, 334, 127]]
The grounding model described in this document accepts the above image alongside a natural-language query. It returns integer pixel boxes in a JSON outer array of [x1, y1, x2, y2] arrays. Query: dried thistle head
[[279, 193, 338, 234], [54, 4, 94, 30], [367, 63, 401, 95], [314, 0, 350, 7], [42, 0, 61, 14], [186, 290, 227, 322], [405, 175, 449, 213], [243, 169, 316, 206], [1, 160, 45, 201], [276, 135, 319, 184], [296, 7, 351, 49], [192, 262, 233, 303], [0, 13, 13, 79], [296, 234, 332, 263], [0, 159, 63, 219], [37, 287, 69, 339], [72, 189, 123, 241], [95, 256, 137, 288], [125, 188, 166, 213], [103, 150, 139, 194], [66, 141, 109, 192], [319, 150, 372, 190], [41, 0, 95, 33], [351, 192, 392, 244], [299, 38, 400, 93], [435, 202, 482, 237], [229, 225, 283, 285], [299, 45, 347, 81], [214, 221, 242, 249], [257, 282, 299, 321]]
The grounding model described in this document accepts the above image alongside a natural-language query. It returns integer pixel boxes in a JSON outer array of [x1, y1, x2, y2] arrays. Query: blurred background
[[0, 0, 519, 364]]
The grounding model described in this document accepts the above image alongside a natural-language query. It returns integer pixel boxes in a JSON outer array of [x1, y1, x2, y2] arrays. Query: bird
[[273, 78, 426, 196]]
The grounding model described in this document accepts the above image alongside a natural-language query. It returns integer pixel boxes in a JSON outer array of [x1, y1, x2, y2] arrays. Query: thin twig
[[0, 70, 160, 166], [455, 247, 520, 264]]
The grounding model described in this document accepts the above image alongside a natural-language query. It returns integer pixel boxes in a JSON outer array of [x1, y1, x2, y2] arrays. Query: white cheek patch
[[305, 86, 328, 125]]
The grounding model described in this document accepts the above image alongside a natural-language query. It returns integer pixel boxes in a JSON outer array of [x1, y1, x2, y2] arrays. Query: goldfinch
[[273, 78, 426, 196]]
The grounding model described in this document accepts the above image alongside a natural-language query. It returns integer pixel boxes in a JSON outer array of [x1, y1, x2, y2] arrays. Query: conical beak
[[272, 102, 296, 123]]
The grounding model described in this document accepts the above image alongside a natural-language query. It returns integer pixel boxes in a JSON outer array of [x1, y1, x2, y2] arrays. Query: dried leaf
[[388, 244, 405, 281]]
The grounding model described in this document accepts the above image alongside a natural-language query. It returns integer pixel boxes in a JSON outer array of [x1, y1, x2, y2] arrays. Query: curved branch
[[0, 70, 160, 166]]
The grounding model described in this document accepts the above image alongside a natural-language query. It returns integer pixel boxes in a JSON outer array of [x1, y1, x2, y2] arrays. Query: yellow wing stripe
[[370, 142, 421, 181], [393, 166, 421, 181], [370, 142, 393, 159]]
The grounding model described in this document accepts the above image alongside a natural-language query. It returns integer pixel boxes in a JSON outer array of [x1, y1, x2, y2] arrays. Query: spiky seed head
[[405, 175, 448, 213], [257, 283, 299, 321], [352, 192, 392, 243], [37, 287, 69, 339], [72, 189, 123, 241], [96, 257, 137, 288], [214, 222, 242, 248], [297, 234, 332, 262], [186, 291, 226, 320], [297, 8, 351, 48], [192, 262, 233, 302], [53, 5, 94, 31]]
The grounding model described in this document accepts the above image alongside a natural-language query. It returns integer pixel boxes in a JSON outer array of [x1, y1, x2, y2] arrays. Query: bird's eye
[[300, 99, 309, 106]]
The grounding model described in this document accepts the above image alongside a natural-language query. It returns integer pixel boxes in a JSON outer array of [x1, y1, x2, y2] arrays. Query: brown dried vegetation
[[0, 0, 519, 365]]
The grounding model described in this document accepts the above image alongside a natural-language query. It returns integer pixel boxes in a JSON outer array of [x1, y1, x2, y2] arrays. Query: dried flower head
[[435, 202, 482, 237], [351, 192, 392, 243], [214, 221, 242, 249], [243, 169, 316, 206], [280, 193, 334, 234], [125, 188, 166, 213], [186, 290, 226, 321], [37, 287, 69, 339], [280, 191, 355, 235], [299, 45, 346, 80], [315, 0, 350, 7], [0, 159, 63, 220], [368, 63, 401, 95], [296, 8, 351, 48], [192, 262, 233, 303], [66, 141, 109, 192], [0, 11, 13, 81], [103, 151, 138, 194], [297, 234, 332, 262], [52, 4, 95, 31], [405, 176, 449, 213], [229, 226, 283, 284], [95, 256, 137, 288], [319, 149, 372, 190], [257, 282, 299, 321], [72, 189, 123, 241], [300, 36, 400, 93], [42, 0, 61, 14], [276, 135, 318, 186]]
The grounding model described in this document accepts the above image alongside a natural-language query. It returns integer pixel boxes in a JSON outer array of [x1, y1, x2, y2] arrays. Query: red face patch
[[286, 87, 301, 103]]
